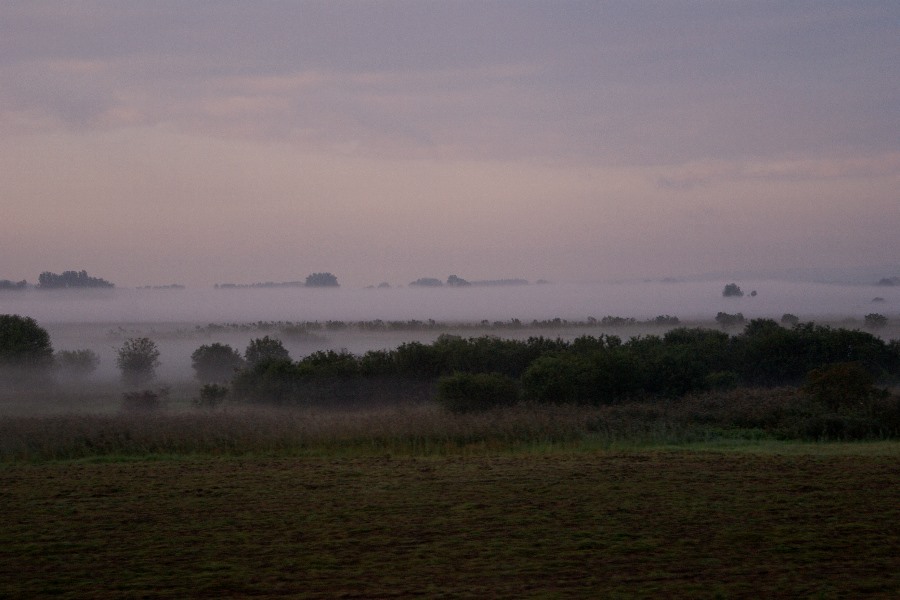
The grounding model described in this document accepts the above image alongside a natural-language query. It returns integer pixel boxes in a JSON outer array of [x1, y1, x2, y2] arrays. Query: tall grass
[[3, 387, 898, 462]]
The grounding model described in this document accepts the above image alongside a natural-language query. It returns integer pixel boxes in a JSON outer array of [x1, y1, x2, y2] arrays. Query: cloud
[[1, 2, 898, 286], [655, 153, 900, 190]]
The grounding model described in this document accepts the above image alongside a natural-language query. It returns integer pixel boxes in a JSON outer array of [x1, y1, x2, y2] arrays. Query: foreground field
[[2, 447, 898, 598]]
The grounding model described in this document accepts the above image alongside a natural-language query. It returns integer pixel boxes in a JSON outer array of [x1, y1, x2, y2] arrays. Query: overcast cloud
[[1, 1, 898, 287]]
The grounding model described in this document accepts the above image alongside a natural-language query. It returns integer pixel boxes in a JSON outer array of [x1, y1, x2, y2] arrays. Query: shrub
[[193, 383, 229, 409], [122, 387, 169, 411], [55, 349, 100, 379], [437, 372, 520, 413], [704, 371, 740, 390], [803, 362, 888, 413], [116, 337, 160, 387], [521, 354, 592, 404]]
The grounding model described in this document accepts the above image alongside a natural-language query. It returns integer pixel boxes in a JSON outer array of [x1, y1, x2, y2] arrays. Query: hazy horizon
[[2, 280, 896, 324], [2, 2, 899, 289]]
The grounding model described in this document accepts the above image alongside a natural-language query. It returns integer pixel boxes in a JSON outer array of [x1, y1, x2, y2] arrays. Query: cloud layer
[[1, 1, 898, 287]]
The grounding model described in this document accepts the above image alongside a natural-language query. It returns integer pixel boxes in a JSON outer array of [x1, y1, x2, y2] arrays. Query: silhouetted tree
[[446, 275, 471, 286], [191, 343, 245, 383], [409, 277, 443, 287], [864, 313, 888, 329], [0, 314, 53, 370], [245, 336, 290, 367], [305, 272, 339, 287], [38, 270, 114, 288], [781, 313, 800, 326], [715, 312, 745, 328], [722, 283, 744, 297], [116, 337, 160, 386]]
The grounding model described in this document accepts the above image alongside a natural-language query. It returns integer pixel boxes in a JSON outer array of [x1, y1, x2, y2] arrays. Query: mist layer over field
[[1, 280, 896, 324], [0, 279, 894, 384]]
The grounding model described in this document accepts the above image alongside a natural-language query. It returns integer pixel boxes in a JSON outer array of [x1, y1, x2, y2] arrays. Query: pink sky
[[1, 2, 898, 288]]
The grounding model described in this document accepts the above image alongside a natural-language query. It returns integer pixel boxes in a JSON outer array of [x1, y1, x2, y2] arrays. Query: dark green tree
[[722, 283, 744, 297], [245, 336, 290, 367], [0, 314, 54, 370], [781, 313, 800, 326], [116, 337, 161, 386], [191, 343, 245, 382], [305, 272, 339, 287], [864, 313, 888, 329]]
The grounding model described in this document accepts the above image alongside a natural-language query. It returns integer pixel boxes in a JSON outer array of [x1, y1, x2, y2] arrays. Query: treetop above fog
[[38, 270, 114, 289]]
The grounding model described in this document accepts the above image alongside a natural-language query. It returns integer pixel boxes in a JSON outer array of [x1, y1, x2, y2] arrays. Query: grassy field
[[2, 440, 898, 598]]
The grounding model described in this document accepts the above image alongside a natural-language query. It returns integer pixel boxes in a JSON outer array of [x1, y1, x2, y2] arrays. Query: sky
[[1, 1, 898, 288]]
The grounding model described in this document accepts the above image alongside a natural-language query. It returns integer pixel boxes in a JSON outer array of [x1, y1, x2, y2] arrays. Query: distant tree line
[[38, 270, 114, 289], [0, 280, 27, 290], [409, 276, 530, 287], [214, 272, 339, 288], [3, 311, 900, 438]]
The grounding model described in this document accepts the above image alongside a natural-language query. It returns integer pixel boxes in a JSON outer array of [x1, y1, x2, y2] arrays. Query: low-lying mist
[[1, 280, 895, 323], [1, 279, 896, 387]]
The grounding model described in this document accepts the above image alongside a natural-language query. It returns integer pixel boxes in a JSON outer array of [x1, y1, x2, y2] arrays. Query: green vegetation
[[55, 349, 100, 379], [1, 445, 897, 598], [0, 314, 53, 370], [116, 337, 161, 386], [193, 383, 229, 409], [191, 343, 245, 383], [243, 336, 290, 367], [2, 309, 899, 597], [437, 372, 519, 413], [226, 321, 899, 410], [3, 388, 900, 463]]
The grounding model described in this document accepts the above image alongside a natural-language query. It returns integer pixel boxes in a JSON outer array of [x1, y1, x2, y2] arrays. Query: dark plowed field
[[2, 451, 898, 598]]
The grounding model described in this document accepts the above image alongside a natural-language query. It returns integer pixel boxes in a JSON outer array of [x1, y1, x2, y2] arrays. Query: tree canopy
[[0, 314, 53, 369], [38, 270, 114, 289], [305, 272, 339, 287], [116, 337, 160, 386]]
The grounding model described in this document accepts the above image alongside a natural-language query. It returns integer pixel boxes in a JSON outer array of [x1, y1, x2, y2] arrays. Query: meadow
[[1, 394, 899, 597], [2, 437, 898, 598], [2, 302, 899, 597]]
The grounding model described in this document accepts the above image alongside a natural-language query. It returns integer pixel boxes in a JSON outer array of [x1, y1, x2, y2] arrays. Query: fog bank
[[1, 281, 896, 325]]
